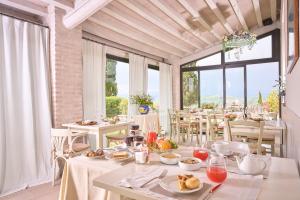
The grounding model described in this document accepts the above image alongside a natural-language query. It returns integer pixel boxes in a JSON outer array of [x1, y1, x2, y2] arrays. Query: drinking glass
[[206, 154, 227, 183], [193, 145, 209, 161]]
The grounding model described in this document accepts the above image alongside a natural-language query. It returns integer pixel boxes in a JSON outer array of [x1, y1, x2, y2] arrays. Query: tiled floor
[[0, 183, 60, 200]]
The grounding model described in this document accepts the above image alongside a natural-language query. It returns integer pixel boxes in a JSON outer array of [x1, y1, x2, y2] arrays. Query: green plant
[[266, 90, 279, 113], [130, 94, 153, 106], [182, 72, 198, 107], [106, 81, 118, 96], [201, 103, 216, 109], [106, 96, 122, 117], [119, 98, 128, 115], [257, 91, 263, 105]]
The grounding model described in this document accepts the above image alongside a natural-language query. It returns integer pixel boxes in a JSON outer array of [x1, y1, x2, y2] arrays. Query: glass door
[[225, 67, 245, 108]]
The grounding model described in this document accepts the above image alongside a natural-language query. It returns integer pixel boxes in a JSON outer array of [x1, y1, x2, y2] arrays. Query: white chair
[[207, 114, 225, 141], [51, 128, 90, 186], [225, 119, 266, 155]]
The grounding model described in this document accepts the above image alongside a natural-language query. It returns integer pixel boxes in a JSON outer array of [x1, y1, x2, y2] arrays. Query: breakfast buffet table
[[59, 146, 300, 200]]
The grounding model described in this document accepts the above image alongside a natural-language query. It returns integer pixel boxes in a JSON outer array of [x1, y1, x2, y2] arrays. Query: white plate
[[83, 155, 105, 160], [108, 151, 133, 162], [159, 175, 203, 194]]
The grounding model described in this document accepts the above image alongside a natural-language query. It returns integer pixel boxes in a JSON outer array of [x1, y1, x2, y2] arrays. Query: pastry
[[185, 177, 200, 189], [113, 151, 129, 159], [177, 174, 200, 191]]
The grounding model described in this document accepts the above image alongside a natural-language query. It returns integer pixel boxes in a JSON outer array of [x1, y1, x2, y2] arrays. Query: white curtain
[[159, 62, 173, 133], [128, 53, 148, 117], [82, 39, 106, 120], [0, 15, 51, 196]]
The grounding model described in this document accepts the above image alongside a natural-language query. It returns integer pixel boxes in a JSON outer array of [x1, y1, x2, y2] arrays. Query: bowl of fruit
[[147, 138, 178, 154]]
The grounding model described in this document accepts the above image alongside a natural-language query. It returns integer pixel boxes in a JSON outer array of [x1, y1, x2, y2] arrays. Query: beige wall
[[48, 7, 83, 127], [281, 0, 300, 167]]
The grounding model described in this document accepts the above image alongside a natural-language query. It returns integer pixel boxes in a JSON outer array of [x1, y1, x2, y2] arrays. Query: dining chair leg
[[52, 158, 56, 186]]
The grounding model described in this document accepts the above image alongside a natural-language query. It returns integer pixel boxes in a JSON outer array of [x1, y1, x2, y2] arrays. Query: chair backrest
[[225, 119, 265, 154], [207, 114, 224, 140], [51, 128, 70, 155]]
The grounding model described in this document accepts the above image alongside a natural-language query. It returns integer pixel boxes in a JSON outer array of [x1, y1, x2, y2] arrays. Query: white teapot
[[235, 154, 267, 175]]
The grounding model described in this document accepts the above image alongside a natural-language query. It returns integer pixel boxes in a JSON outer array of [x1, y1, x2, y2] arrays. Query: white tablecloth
[[132, 113, 160, 135], [59, 157, 122, 200]]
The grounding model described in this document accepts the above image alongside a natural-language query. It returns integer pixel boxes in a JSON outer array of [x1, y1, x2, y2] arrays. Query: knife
[[203, 183, 222, 200]]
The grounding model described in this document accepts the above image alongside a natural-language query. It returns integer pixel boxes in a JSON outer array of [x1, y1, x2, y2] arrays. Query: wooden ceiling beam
[[176, 0, 221, 40], [228, 0, 248, 30], [101, 6, 194, 54], [205, 0, 234, 33], [83, 21, 177, 60], [270, 0, 277, 22], [41, 0, 73, 11], [89, 14, 186, 57], [63, 0, 112, 29], [0, 0, 47, 16], [116, 0, 203, 50], [150, 0, 211, 45], [251, 0, 263, 27]]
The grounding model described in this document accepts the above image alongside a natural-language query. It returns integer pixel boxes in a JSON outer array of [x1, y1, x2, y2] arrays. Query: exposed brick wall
[[48, 7, 83, 127]]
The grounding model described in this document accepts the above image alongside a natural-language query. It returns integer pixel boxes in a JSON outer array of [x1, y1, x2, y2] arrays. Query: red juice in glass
[[206, 166, 227, 183], [193, 149, 209, 161], [147, 132, 157, 144]]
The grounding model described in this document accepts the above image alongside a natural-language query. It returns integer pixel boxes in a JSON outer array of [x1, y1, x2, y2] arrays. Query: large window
[[148, 65, 159, 110], [182, 71, 199, 108], [247, 62, 279, 112], [181, 30, 280, 113], [200, 69, 223, 107], [226, 67, 245, 108], [105, 55, 129, 117]]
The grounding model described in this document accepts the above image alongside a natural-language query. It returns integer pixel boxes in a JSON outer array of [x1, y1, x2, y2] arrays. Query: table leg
[[96, 129, 103, 149], [274, 134, 281, 157]]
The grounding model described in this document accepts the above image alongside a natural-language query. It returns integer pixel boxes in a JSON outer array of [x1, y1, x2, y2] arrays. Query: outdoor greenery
[[105, 59, 128, 117], [182, 71, 198, 108], [266, 90, 279, 113]]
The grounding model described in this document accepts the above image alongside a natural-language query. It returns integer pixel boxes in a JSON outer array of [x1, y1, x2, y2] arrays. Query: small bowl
[[160, 153, 181, 165], [178, 157, 202, 171]]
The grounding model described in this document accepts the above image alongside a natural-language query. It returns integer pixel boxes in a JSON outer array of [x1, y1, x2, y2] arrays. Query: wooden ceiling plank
[[251, 0, 263, 27], [150, 0, 211, 45], [176, 0, 222, 40], [0, 0, 47, 16], [63, 0, 113, 29], [101, 7, 194, 54], [89, 15, 185, 57], [205, 0, 234, 33], [83, 21, 175, 60], [229, 0, 248, 30], [270, 0, 277, 22], [41, 0, 74, 11], [117, 0, 202, 50]]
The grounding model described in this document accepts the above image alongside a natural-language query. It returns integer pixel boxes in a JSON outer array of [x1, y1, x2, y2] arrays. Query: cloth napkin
[[119, 167, 166, 188]]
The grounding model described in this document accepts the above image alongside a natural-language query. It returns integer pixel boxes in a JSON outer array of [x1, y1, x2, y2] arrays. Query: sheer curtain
[[82, 39, 106, 120], [159, 62, 173, 133], [128, 53, 148, 117], [0, 15, 51, 196]]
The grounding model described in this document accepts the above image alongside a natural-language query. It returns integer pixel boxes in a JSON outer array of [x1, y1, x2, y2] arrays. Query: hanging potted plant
[[130, 94, 153, 115], [273, 78, 286, 105]]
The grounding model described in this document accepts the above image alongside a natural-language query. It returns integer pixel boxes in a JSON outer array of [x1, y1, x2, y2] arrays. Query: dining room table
[[222, 119, 287, 157], [59, 145, 300, 200], [62, 120, 132, 149]]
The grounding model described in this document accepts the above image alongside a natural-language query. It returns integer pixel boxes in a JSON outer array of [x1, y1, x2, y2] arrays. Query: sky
[[114, 61, 159, 102], [112, 35, 278, 106]]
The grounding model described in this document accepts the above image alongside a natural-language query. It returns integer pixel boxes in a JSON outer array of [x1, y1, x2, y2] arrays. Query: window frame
[[180, 29, 281, 113]]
